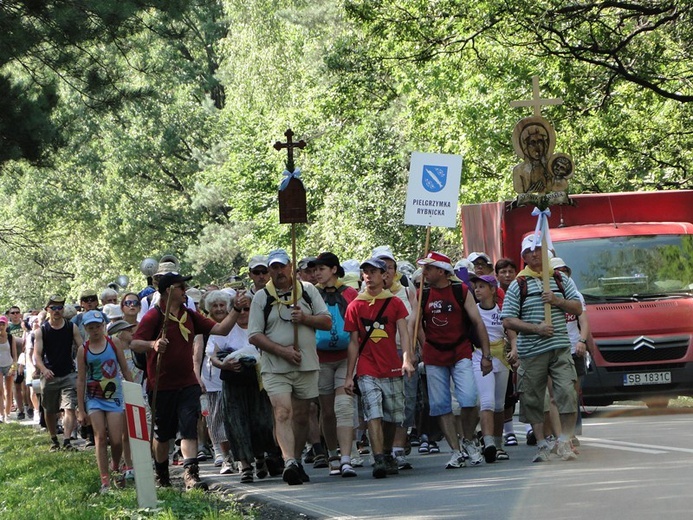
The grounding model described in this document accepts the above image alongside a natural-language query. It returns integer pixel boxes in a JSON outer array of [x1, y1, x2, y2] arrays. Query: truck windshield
[[554, 235, 693, 300]]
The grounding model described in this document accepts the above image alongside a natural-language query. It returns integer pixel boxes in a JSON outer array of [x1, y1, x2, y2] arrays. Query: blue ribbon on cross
[[279, 168, 301, 191], [531, 207, 554, 252]]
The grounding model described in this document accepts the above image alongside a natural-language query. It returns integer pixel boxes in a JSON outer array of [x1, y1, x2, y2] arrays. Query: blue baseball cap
[[360, 258, 387, 272], [268, 248, 291, 266], [82, 310, 105, 326]]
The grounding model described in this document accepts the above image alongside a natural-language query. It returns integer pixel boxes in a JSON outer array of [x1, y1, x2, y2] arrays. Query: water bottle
[[200, 393, 210, 417]]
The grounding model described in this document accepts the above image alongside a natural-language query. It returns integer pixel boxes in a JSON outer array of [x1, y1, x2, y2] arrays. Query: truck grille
[[597, 336, 690, 363]]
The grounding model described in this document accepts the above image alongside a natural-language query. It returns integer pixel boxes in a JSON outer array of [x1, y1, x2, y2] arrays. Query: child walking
[[76, 311, 133, 493]]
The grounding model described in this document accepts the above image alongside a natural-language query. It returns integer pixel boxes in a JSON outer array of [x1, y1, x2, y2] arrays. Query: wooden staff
[[541, 231, 552, 325], [291, 223, 299, 352], [149, 288, 173, 446], [411, 226, 431, 352]]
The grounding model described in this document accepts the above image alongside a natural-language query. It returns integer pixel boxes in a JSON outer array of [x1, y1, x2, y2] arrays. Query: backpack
[[315, 285, 350, 351], [420, 282, 478, 350], [261, 283, 313, 333], [515, 271, 567, 318]]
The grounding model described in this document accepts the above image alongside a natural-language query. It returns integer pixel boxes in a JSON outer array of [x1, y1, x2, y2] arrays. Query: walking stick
[[411, 226, 431, 353], [149, 288, 173, 447], [291, 223, 299, 352]]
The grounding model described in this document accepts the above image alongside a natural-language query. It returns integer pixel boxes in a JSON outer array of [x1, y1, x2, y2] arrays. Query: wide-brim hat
[[158, 272, 193, 293], [107, 320, 136, 335], [417, 251, 454, 273]]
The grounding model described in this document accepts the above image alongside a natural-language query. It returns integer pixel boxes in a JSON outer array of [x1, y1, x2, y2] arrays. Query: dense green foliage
[[0, 0, 691, 309]]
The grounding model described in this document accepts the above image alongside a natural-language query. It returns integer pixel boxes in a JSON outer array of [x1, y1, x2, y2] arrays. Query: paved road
[[199, 405, 693, 520]]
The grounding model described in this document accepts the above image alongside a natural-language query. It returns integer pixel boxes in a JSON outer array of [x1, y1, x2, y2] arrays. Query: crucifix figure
[[273, 128, 306, 173]]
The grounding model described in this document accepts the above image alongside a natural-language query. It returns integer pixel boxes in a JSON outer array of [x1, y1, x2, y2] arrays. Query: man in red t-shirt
[[132, 272, 243, 491], [416, 251, 492, 470], [344, 258, 415, 479]]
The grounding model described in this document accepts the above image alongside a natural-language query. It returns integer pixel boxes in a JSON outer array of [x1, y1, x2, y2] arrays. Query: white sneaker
[[351, 455, 364, 468], [557, 441, 577, 461], [532, 445, 551, 463], [462, 439, 483, 466], [445, 450, 466, 469], [395, 454, 412, 470], [220, 458, 234, 475]]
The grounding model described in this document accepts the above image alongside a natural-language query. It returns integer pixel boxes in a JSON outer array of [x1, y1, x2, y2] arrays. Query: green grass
[[0, 423, 248, 520]]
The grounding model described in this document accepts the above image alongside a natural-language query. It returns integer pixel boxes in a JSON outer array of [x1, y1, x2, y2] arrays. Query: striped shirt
[[500, 272, 581, 358]]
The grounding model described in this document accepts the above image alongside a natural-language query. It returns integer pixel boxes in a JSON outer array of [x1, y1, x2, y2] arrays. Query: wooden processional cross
[[274, 128, 307, 351], [510, 76, 566, 324], [510, 75, 563, 117]]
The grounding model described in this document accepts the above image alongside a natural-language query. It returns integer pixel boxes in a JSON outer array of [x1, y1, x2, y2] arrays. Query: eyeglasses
[[49, 305, 64, 311], [240, 307, 250, 312], [8, 311, 19, 315], [251, 269, 268, 275], [81, 296, 98, 303], [123, 300, 140, 307]]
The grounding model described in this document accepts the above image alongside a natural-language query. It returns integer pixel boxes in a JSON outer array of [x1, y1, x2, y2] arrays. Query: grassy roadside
[[0, 422, 247, 520]]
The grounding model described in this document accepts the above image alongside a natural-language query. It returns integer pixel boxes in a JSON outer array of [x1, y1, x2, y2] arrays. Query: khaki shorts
[[318, 359, 348, 395], [262, 370, 319, 400], [517, 348, 576, 425], [41, 372, 78, 414]]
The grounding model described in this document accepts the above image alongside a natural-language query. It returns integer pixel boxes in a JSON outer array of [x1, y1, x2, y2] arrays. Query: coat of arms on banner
[[422, 165, 448, 193]]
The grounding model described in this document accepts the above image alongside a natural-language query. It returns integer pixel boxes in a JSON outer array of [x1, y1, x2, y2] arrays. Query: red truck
[[461, 190, 693, 406]]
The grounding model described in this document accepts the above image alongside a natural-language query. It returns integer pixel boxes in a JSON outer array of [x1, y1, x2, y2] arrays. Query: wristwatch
[[578, 338, 587, 344], [483, 353, 493, 361]]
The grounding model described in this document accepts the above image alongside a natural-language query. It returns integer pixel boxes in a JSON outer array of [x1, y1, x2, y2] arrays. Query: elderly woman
[[194, 290, 236, 474], [209, 290, 275, 484]]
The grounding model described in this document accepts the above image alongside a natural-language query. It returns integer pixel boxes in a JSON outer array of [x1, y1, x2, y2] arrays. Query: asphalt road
[[199, 405, 693, 520]]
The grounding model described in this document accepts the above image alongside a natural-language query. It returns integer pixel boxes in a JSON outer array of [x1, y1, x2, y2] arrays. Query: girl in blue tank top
[[76, 311, 133, 493]]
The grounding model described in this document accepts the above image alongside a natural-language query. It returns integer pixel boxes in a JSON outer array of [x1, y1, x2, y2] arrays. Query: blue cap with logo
[[82, 310, 105, 326], [360, 258, 387, 272], [268, 249, 291, 266]]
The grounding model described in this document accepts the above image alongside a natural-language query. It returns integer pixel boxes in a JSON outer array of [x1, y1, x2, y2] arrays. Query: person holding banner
[[500, 233, 582, 463], [415, 252, 491, 469]]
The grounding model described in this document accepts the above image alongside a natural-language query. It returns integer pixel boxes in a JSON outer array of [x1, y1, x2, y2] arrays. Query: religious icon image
[[512, 116, 556, 194], [510, 76, 574, 196]]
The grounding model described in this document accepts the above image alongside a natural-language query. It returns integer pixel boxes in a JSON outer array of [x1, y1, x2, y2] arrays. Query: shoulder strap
[[450, 282, 467, 309], [358, 297, 392, 354], [262, 288, 276, 333]]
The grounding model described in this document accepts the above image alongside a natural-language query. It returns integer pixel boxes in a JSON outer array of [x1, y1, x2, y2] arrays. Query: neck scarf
[[166, 308, 192, 342], [356, 288, 394, 305], [265, 278, 303, 307], [517, 266, 543, 278]]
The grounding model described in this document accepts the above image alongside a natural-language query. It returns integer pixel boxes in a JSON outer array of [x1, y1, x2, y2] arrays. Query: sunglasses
[[49, 305, 64, 311], [8, 311, 19, 315], [251, 269, 268, 275], [240, 307, 250, 312], [81, 296, 98, 303], [123, 300, 140, 307]]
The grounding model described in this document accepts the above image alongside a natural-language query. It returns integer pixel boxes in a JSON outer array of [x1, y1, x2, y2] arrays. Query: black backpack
[[261, 283, 313, 333]]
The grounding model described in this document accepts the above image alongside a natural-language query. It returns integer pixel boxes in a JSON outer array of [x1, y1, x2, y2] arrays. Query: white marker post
[[123, 381, 158, 509]]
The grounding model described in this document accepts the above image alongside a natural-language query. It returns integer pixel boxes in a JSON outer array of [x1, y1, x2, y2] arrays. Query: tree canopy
[[1, 0, 691, 309]]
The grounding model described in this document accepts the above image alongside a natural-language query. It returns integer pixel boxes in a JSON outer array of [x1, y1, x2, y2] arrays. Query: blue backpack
[[316, 285, 350, 351]]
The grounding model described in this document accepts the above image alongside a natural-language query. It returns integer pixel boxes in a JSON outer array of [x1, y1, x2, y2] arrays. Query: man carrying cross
[[500, 234, 582, 463], [247, 249, 332, 486]]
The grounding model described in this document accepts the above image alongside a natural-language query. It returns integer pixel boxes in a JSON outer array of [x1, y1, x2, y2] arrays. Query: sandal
[[496, 449, 510, 461], [255, 457, 268, 480], [328, 455, 341, 476], [504, 433, 518, 446], [240, 467, 254, 484]]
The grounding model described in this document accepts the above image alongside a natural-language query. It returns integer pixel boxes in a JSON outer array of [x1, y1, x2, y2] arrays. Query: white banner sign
[[404, 152, 463, 228]]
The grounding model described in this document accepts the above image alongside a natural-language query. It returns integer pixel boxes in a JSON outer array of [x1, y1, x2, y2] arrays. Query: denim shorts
[[426, 358, 478, 416]]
